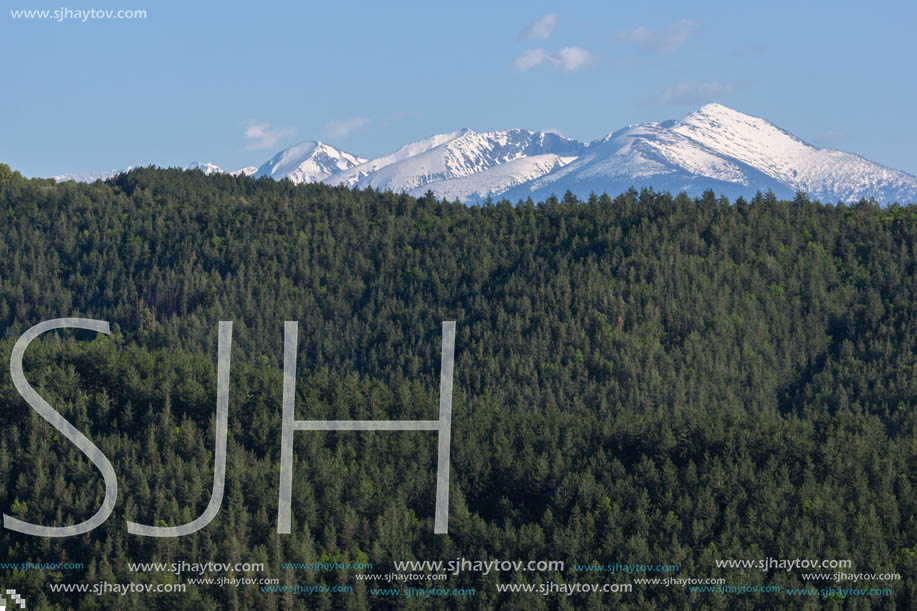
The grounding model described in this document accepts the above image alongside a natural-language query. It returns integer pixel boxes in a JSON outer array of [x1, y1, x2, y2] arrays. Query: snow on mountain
[[408, 154, 580, 201], [667, 103, 917, 202], [54, 166, 136, 183], [230, 166, 258, 176], [326, 129, 585, 200], [46, 105, 917, 203], [503, 118, 793, 202], [505, 104, 917, 203], [327, 129, 474, 189], [253, 141, 366, 183], [185, 161, 224, 175]]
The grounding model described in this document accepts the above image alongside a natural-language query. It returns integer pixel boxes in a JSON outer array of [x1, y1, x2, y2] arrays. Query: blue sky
[[3, 0, 916, 177]]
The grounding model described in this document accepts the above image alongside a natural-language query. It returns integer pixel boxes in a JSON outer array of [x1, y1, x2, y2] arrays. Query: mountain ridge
[[50, 104, 917, 204]]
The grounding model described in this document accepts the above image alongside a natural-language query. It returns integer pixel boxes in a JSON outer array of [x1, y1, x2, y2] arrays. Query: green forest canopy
[[0, 164, 915, 609]]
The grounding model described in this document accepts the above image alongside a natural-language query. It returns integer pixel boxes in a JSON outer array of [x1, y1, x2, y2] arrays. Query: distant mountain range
[[52, 104, 917, 204]]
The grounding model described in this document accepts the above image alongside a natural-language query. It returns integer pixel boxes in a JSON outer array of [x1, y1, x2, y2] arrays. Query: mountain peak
[[253, 140, 366, 183], [230, 166, 258, 177], [514, 105, 916, 204], [678, 103, 778, 132], [185, 161, 224, 175], [693, 102, 739, 114], [326, 127, 585, 199]]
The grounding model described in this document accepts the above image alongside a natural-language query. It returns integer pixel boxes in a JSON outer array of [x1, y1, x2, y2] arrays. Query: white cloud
[[514, 48, 552, 71], [618, 19, 700, 54], [645, 81, 736, 107], [518, 13, 557, 41], [555, 47, 593, 71], [513, 46, 594, 72], [242, 121, 295, 150], [323, 117, 370, 139]]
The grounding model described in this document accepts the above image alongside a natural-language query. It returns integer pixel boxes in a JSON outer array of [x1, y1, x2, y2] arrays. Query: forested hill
[[0, 163, 916, 609]]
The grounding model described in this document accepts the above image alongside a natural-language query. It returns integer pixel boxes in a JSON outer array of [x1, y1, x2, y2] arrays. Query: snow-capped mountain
[[54, 165, 137, 183], [331, 129, 474, 188], [326, 128, 585, 200], [506, 104, 916, 203], [412, 153, 580, 202], [253, 141, 365, 183], [185, 162, 259, 177], [669, 104, 917, 202], [185, 161, 224, 175], [230, 166, 258, 177], [47, 105, 917, 203], [56, 162, 252, 182]]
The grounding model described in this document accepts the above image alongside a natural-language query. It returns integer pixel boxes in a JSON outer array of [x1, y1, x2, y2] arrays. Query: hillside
[[1, 166, 916, 609]]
